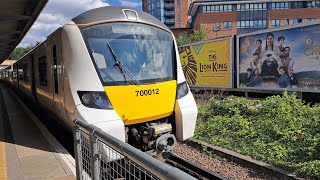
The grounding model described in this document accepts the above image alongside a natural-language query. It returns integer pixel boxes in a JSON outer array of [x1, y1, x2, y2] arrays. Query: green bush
[[195, 92, 320, 179]]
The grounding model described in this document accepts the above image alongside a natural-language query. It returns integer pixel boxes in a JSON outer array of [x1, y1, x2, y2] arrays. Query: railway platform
[[0, 83, 76, 180]]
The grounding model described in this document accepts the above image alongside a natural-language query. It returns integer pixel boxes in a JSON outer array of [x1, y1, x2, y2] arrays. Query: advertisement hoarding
[[178, 37, 233, 88], [237, 22, 320, 92]]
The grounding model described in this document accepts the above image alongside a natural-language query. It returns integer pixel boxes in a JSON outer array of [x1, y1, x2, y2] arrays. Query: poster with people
[[238, 22, 320, 92], [178, 37, 233, 88]]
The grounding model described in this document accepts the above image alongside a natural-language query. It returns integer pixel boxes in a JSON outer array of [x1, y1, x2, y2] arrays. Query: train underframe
[[126, 116, 177, 161]]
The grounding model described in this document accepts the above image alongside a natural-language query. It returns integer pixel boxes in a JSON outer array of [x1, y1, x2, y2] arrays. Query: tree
[[176, 27, 208, 46], [9, 41, 41, 60]]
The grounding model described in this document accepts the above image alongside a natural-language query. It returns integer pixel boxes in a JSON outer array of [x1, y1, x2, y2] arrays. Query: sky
[[18, 0, 142, 47]]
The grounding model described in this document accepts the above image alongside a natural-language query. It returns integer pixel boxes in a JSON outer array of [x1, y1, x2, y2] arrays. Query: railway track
[[166, 153, 227, 180]]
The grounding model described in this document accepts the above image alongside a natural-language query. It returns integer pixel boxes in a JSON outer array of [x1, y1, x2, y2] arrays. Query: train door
[[14, 64, 19, 87], [16, 64, 19, 87], [50, 33, 66, 121], [30, 54, 38, 101]]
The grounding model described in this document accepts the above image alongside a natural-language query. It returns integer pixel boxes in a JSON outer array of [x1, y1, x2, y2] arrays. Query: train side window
[[52, 45, 59, 94], [18, 64, 23, 81], [23, 63, 28, 82], [13, 64, 17, 79], [38, 56, 47, 87]]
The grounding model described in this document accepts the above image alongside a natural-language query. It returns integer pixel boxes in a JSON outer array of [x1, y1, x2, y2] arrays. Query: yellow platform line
[[0, 141, 7, 180]]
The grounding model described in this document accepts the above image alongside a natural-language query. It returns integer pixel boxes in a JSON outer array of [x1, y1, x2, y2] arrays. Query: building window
[[225, 5, 232, 11], [237, 20, 266, 28], [224, 21, 232, 29], [177, 7, 180, 13], [202, 5, 232, 12], [38, 56, 47, 87], [307, 1, 316, 8], [308, 18, 316, 21], [307, 1, 320, 8], [285, 19, 290, 26], [202, 6, 206, 12], [177, 15, 181, 22], [237, 3, 266, 11], [293, 18, 303, 24], [214, 22, 221, 30], [178, 23, 181, 28], [289, 2, 307, 9], [271, 2, 289, 9], [177, 0, 180, 6], [271, 19, 280, 28]]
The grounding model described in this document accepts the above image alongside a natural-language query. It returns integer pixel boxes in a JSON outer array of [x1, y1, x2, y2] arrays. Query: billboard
[[238, 22, 320, 92], [178, 37, 233, 88]]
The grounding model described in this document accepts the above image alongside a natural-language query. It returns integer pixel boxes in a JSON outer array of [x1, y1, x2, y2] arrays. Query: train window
[[23, 63, 28, 82], [13, 66, 17, 79], [81, 22, 175, 85], [38, 56, 47, 87], [18, 68, 23, 81], [52, 45, 59, 94]]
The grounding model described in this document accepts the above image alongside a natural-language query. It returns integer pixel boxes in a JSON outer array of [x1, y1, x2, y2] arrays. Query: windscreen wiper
[[106, 43, 141, 85]]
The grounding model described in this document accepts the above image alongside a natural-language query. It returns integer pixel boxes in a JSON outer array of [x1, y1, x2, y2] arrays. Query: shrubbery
[[195, 92, 320, 179]]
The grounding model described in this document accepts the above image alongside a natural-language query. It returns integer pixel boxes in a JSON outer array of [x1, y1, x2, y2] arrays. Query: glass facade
[[144, 0, 176, 29], [194, 1, 320, 34]]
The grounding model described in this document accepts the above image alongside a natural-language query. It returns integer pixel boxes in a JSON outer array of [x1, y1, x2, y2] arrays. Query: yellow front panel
[[104, 80, 176, 125]]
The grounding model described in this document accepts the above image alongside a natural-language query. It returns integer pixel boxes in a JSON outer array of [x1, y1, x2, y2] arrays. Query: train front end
[[70, 7, 197, 160]]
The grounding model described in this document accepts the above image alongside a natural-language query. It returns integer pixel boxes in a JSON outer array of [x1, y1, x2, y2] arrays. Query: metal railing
[[73, 119, 196, 180]]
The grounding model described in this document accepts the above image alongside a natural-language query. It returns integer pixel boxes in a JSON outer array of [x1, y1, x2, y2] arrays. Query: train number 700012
[[135, 88, 159, 96]]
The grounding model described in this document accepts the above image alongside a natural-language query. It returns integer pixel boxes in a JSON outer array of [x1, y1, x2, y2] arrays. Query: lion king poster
[[178, 37, 233, 88]]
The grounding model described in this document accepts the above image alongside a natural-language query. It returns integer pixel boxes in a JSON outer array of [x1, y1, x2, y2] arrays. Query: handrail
[[73, 119, 196, 180]]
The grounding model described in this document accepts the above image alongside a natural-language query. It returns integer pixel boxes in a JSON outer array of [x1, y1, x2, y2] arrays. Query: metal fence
[[73, 119, 196, 180]]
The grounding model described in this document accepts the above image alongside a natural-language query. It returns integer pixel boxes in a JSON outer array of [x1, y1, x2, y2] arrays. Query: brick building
[[189, 0, 320, 39], [142, 0, 191, 29]]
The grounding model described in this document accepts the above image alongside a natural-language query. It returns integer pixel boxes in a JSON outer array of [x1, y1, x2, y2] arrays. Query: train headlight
[[176, 81, 189, 99], [78, 91, 113, 109]]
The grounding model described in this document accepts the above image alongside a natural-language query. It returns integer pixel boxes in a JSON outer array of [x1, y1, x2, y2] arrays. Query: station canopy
[[0, 0, 47, 63]]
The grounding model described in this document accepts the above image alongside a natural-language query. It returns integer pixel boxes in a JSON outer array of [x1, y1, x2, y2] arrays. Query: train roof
[[72, 6, 170, 32]]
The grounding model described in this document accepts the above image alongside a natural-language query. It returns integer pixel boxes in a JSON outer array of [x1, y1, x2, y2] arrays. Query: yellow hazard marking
[[0, 141, 7, 180], [104, 80, 176, 125]]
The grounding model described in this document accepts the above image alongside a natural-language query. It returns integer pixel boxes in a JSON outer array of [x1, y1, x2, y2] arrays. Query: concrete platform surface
[[0, 84, 76, 180]]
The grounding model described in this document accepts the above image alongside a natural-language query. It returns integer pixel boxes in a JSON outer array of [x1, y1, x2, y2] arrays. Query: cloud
[[18, 0, 109, 47], [119, 0, 141, 8]]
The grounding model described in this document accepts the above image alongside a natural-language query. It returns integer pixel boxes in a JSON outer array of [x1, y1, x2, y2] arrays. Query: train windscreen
[[81, 22, 175, 85]]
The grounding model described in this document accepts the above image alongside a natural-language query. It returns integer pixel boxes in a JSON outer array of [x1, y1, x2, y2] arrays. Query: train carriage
[[5, 6, 198, 160]]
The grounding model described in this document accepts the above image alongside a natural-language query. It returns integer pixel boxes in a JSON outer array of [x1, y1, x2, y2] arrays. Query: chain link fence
[[73, 119, 196, 180]]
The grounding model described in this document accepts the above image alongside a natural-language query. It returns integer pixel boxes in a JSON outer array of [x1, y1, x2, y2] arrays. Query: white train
[[2, 6, 197, 160]]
